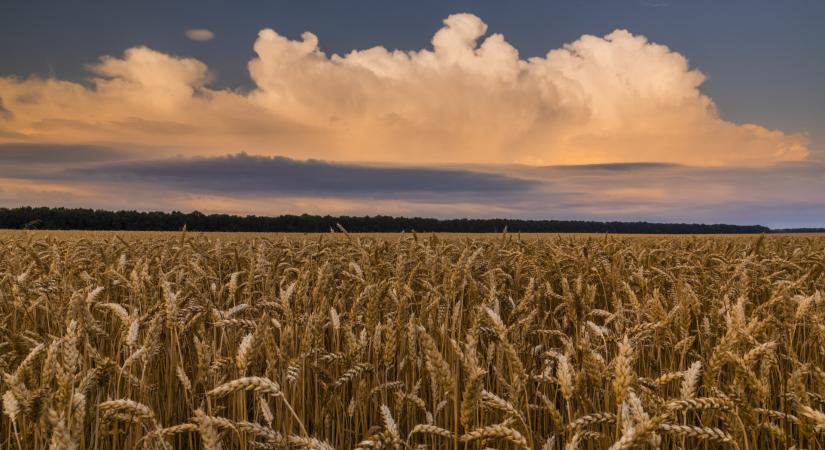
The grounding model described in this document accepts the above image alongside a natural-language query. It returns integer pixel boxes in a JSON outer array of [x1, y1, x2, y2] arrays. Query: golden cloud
[[0, 14, 809, 165]]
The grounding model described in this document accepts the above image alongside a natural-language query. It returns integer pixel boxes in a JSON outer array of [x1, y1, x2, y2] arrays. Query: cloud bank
[[69, 152, 536, 197], [0, 14, 809, 166], [1, 149, 823, 228]]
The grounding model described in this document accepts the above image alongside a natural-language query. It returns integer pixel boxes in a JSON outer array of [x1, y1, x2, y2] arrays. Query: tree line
[[0, 206, 790, 234]]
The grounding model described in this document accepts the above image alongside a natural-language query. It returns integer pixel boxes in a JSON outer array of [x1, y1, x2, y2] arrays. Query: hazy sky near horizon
[[0, 0, 823, 227]]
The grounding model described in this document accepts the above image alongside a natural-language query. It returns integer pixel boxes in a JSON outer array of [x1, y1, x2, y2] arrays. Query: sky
[[0, 0, 823, 227]]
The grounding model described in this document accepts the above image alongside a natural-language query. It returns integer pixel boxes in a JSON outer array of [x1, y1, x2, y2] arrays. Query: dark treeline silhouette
[[770, 228, 825, 233], [0, 206, 791, 234]]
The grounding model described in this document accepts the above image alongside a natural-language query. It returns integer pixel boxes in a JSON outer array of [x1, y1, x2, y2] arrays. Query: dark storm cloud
[[71, 153, 537, 197]]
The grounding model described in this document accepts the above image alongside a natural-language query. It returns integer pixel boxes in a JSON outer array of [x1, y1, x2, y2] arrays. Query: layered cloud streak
[[69, 152, 536, 197]]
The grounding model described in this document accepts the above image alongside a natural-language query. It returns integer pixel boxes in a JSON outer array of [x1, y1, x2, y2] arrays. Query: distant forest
[[2, 206, 817, 234]]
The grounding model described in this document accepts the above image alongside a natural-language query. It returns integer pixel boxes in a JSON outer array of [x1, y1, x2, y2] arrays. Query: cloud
[[0, 97, 12, 120], [0, 14, 809, 166], [67, 152, 536, 199], [1, 149, 823, 227], [185, 29, 214, 42], [505, 161, 825, 227], [0, 143, 134, 180], [0, 143, 129, 166]]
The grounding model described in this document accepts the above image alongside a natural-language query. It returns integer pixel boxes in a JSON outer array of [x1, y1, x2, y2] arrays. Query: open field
[[1, 231, 824, 449]]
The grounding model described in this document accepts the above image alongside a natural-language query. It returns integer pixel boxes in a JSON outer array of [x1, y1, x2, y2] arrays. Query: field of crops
[[1, 231, 824, 449]]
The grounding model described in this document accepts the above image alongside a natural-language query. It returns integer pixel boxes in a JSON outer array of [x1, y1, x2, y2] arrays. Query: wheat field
[[1, 230, 824, 449]]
